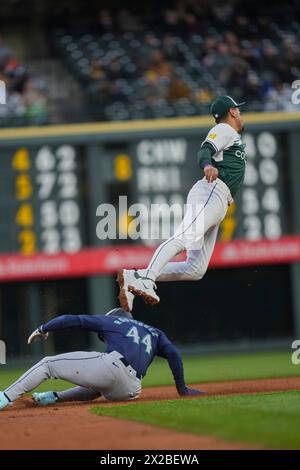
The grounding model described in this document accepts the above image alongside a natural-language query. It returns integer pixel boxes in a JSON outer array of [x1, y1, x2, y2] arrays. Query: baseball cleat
[[0, 391, 11, 410], [117, 269, 135, 312], [32, 391, 58, 406], [128, 271, 160, 306]]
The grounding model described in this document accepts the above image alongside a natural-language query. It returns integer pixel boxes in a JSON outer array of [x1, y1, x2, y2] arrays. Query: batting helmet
[[105, 307, 133, 319]]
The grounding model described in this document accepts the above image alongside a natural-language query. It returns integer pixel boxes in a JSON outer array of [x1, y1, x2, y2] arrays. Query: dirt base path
[[0, 376, 299, 450]]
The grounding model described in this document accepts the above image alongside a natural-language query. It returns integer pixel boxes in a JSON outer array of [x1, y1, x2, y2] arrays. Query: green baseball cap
[[211, 95, 246, 119]]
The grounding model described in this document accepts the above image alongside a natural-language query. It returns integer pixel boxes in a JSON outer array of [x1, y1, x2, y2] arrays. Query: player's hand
[[204, 165, 218, 183], [27, 327, 49, 345], [177, 386, 204, 397]]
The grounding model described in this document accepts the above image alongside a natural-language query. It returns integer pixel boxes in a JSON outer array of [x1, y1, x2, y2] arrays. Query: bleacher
[[0, 0, 300, 125], [0, 36, 49, 127], [53, 4, 300, 121]]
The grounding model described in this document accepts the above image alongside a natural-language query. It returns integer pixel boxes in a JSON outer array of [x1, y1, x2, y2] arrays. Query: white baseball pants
[[141, 177, 232, 282]]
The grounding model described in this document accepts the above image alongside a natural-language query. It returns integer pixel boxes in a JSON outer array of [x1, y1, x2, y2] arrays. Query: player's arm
[[197, 142, 219, 183], [199, 124, 236, 183], [27, 314, 107, 344], [156, 332, 202, 396]]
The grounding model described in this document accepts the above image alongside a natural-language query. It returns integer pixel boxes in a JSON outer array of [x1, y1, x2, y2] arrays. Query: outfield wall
[[0, 111, 300, 359]]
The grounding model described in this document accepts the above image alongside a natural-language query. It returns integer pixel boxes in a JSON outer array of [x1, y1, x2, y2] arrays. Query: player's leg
[[117, 237, 184, 308], [1, 351, 141, 408], [117, 180, 213, 309], [154, 224, 219, 282], [2, 351, 113, 404], [144, 181, 225, 280], [33, 386, 101, 406], [56, 386, 101, 402], [121, 180, 227, 306]]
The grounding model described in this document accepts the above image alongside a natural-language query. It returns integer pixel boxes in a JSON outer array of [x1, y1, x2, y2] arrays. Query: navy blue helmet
[[105, 308, 132, 319]]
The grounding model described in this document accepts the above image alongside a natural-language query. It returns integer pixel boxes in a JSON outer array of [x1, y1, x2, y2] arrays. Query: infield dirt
[[1, 376, 300, 450]]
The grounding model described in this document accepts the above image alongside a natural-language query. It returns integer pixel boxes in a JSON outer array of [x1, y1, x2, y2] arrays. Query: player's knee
[[38, 355, 57, 378], [39, 356, 54, 371], [190, 271, 205, 281], [40, 355, 53, 363], [185, 265, 206, 280]]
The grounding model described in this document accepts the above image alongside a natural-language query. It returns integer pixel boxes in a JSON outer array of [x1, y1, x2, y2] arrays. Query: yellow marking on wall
[[0, 111, 299, 141], [114, 154, 132, 181], [220, 203, 237, 242]]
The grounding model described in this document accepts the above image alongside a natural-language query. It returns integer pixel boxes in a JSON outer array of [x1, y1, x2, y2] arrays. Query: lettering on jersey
[[235, 150, 246, 160], [113, 317, 159, 337], [234, 142, 246, 160]]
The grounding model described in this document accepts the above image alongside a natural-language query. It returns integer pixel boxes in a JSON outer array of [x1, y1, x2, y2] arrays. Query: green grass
[[0, 351, 299, 392], [92, 391, 300, 449], [142, 351, 300, 387]]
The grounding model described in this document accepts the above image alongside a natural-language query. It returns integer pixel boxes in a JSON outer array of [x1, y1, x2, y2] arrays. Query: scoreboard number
[[242, 132, 282, 240], [62, 227, 82, 253], [58, 173, 78, 198], [12, 148, 36, 254], [36, 173, 56, 199], [56, 145, 77, 171], [36, 145, 83, 254], [15, 174, 33, 200], [16, 204, 34, 227], [12, 148, 31, 171], [18, 230, 36, 256], [35, 146, 56, 171], [10, 144, 83, 255]]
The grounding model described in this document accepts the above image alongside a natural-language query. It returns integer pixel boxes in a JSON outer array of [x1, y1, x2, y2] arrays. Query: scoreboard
[[1, 144, 85, 255], [234, 131, 288, 241], [0, 114, 298, 261], [131, 130, 289, 246]]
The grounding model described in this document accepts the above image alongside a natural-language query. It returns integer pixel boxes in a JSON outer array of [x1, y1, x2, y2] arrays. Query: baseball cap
[[211, 95, 246, 119]]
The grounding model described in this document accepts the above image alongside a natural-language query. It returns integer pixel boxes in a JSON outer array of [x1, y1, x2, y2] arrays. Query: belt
[[119, 356, 142, 380]]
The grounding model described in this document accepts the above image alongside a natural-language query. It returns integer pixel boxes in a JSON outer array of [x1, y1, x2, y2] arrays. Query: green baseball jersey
[[202, 123, 246, 197]]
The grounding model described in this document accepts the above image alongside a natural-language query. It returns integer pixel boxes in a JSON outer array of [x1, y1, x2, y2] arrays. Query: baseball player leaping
[[0, 308, 201, 410], [117, 96, 246, 312]]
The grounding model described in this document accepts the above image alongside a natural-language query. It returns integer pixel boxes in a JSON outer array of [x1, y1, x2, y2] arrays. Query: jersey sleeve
[[202, 123, 236, 154], [41, 314, 108, 334], [155, 329, 173, 357], [197, 143, 214, 169], [155, 330, 186, 392]]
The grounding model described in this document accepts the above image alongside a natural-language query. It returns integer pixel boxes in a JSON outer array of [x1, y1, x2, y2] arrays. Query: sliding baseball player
[[0, 308, 201, 410]]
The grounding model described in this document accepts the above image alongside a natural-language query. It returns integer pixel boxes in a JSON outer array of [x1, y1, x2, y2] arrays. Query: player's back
[[100, 316, 166, 378]]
